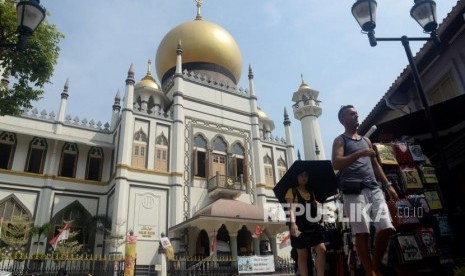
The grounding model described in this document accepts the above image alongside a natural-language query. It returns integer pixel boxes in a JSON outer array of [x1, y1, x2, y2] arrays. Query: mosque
[[0, 1, 326, 266]]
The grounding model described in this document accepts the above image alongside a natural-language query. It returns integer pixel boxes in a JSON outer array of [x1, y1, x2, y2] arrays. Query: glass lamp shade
[[16, 0, 46, 36], [352, 0, 377, 32], [411, 0, 438, 33]]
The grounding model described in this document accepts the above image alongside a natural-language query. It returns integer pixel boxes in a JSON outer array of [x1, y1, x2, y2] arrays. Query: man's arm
[[332, 136, 374, 170]]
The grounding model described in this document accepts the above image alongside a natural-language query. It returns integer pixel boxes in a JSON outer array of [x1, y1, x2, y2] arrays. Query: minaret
[[283, 107, 295, 164], [171, 41, 186, 224], [110, 90, 121, 130], [54, 79, 69, 134], [291, 75, 326, 160], [112, 64, 135, 251], [117, 64, 136, 166], [57, 78, 69, 123], [248, 65, 261, 206]]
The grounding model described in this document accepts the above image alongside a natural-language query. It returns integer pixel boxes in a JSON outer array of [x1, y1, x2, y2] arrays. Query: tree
[[0, 215, 32, 252], [54, 229, 83, 257], [0, 0, 63, 116]]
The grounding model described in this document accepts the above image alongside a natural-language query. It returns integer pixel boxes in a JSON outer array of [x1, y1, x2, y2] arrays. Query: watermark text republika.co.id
[[264, 202, 424, 223]]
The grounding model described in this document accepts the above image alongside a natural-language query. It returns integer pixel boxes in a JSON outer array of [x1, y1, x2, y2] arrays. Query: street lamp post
[[0, 0, 46, 51], [352, 0, 450, 203]]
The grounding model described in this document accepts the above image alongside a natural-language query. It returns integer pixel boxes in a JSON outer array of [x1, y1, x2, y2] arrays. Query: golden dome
[[299, 74, 311, 90], [156, 19, 242, 85], [135, 60, 160, 91], [135, 77, 160, 91]]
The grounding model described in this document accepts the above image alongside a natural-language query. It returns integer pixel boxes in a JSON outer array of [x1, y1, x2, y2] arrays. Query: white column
[[300, 115, 325, 160], [230, 234, 238, 258], [269, 236, 278, 260], [253, 238, 260, 256]]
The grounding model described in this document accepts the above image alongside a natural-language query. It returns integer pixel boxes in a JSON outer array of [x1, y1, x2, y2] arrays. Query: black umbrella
[[273, 160, 338, 204]]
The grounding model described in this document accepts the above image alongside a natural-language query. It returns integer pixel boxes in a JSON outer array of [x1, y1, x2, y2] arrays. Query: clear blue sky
[[36, 0, 456, 159]]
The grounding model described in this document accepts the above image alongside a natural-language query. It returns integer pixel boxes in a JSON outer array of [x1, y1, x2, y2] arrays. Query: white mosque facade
[[0, 5, 326, 265]]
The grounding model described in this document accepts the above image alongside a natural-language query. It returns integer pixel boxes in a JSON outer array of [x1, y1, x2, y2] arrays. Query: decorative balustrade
[[207, 173, 245, 193], [292, 98, 322, 112], [21, 108, 111, 133], [163, 70, 249, 96]]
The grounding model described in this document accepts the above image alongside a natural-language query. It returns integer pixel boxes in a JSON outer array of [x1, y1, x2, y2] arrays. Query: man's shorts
[[343, 188, 395, 234]]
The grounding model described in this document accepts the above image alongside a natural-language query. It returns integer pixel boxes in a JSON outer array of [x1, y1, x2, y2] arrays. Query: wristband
[[382, 182, 392, 190]]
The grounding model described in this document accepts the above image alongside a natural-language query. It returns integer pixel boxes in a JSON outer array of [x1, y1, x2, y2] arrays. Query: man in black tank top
[[332, 105, 398, 276]]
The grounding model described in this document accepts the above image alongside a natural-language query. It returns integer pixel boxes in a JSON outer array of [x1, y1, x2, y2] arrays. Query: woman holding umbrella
[[285, 170, 326, 276]]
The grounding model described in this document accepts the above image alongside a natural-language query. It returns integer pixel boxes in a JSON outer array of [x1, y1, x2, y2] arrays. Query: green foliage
[[0, 215, 32, 248], [31, 222, 52, 253], [54, 229, 83, 256], [0, 1, 63, 116]]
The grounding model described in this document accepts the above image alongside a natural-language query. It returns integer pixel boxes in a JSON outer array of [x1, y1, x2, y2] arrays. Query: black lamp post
[[0, 0, 46, 51], [352, 0, 450, 203]]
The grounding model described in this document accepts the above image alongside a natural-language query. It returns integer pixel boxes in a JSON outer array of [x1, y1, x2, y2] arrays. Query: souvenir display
[[396, 234, 423, 263], [388, 199, 420, 229], [392, 142, 414, 164], [343, 140, 453, 273], [415, 227, 437, 257], [374, 143, 398, 165], [406, 194, 431, 221], [408, 144, 425, 162], [400, 165, 423, 191], [435, 215, 453, 236], [424, 190, 443, 210], [419, 165, 439, 184], [384, 168, 406, 196]]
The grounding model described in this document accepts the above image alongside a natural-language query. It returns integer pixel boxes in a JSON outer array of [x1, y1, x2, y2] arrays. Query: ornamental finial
[[195, 0, 203, 20]]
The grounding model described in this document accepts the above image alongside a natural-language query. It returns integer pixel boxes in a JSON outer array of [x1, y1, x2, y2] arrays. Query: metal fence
[[0, 254, 124, 276], [168, 256, 295, 276]]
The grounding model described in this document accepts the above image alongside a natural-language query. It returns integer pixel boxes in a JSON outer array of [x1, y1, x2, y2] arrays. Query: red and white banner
[[49, 223, 71, 250], [211, 232, 217, 252], [279, 233, 291, 249]]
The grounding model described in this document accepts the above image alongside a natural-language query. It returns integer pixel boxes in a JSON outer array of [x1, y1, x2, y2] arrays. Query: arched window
[[132, 128, 147, 168], [155, 133, 169, 172], [50, 201, 93, 254], [212, 137, 227, 176], [25, 137, 47, 174], [230, 143, 247, 182], [0, 132, 16, 170], [86, 147, 103, 181], [193, 135, 208, 178], [0, 194, 32, 221], [59, 143, 78, 178], [277, 157, 287, 180], [263, 154, 274, 186]]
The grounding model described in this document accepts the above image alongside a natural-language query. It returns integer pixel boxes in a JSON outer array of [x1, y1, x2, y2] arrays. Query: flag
[[279, 232, 291, 249], [211, 231, 217, 252], [49, 223, 71, 250], [0, 217, 3, 238]]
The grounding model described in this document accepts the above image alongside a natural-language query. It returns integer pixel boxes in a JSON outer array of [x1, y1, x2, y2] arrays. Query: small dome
[[135, 60, 160, 91], [298, 74, 311, 91], [134, 77, 160, 91], [156, 19, 242, 86]]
